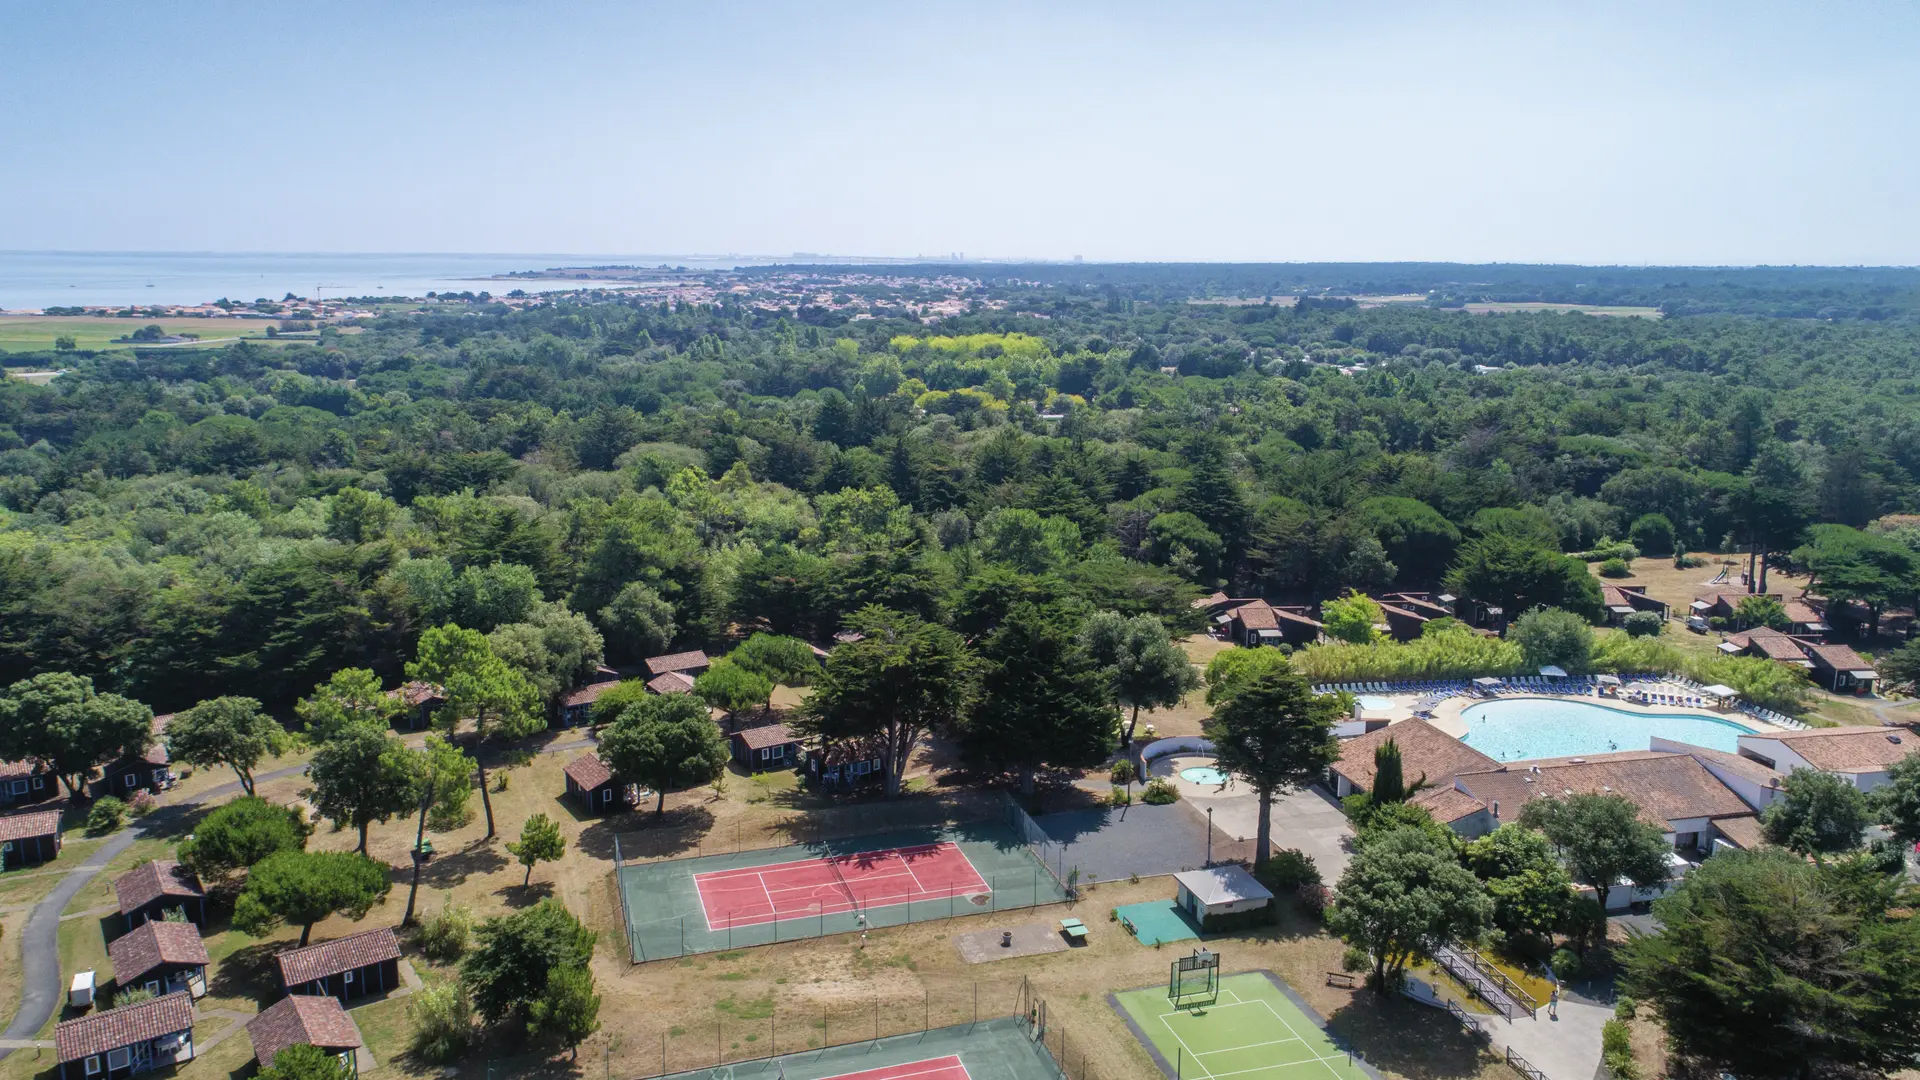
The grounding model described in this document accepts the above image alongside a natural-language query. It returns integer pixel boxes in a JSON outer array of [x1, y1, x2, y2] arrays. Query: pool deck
[[1421, 686, 1787, 739]]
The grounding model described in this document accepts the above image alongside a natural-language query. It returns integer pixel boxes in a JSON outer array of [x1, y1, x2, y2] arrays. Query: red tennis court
[[693, 842, 990, 929], [818, 1056, 970, 1080]]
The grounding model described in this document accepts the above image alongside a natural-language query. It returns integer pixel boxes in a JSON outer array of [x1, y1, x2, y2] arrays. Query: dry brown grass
[[1, 724, 1516, 1080]]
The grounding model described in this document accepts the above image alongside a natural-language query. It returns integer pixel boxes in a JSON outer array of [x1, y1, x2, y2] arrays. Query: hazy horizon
[[6, 1, 1917, 264]]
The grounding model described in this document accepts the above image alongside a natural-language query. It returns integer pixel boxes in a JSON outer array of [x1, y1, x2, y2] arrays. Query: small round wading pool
[[1460, 698, 1756, 760], [1178, 765, 1230, 786]]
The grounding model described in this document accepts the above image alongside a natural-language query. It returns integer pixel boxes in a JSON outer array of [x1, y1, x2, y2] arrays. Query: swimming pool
[[1459, 698, 1756, 761]]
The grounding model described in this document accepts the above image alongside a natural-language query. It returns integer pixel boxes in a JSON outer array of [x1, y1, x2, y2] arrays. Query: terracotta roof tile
[[564, 754, 614, 790], [1711, 814, 1766, 850], [1456, 751, 1752, 828], [644, 650, 710, 676], [56, 992, 195, 1062], [1333, 719, 1500, 793], [736, 723, 798, 751], [275, 927, 400, 987], [109, 920, 208, 983], [1748, 727, 1916, 772], [563, 681, 621, 708], [0, 809, 62, 843], [1409, 785, 1487, 824], [1806, 643, 1877, 674], [247, 994, 364, 1066], [114, 861, 203, 916], [647, 671, 696, 695], [1229, 603, 1279, 631]]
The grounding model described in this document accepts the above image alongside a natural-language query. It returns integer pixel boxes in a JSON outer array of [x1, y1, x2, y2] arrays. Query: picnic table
[[1059, 917, 1089, 941]]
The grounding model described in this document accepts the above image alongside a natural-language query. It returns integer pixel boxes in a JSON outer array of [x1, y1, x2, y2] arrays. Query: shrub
[[1550, 946, 1583, 982], [86, 796, 127, 835], [1598, 558, 1631, 578], [408, 982, 475, 1063], [1602, 1018, 1639, 1079], [1297, 883, 1332, 921], [1674, 553, 1704, 569], [113, 985, 157, 1008], [1621, 611, 1664, 638], [1257, 849, 1322, 891], [128, 790, 158, 818], [1708, 616, 1728, 631], [1341, 944, 1370, 972], [1288, 624, 1525, 684], [1106, 786, 1131, 807], [1141, 778, 1179, 805], [1509, 607, 1595, 673], [1628, 513, 1677, 557], [1613, 995, 1637, 1020], [1579, 539, 1639, 563], [418, 897, 475, 963], [1109, 759, 1136, 785]]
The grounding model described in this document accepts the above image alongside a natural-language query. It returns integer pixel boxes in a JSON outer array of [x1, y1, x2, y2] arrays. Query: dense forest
[[4, 263, 1920, 717]]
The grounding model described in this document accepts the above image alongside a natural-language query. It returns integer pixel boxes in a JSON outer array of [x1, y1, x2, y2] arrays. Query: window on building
[[107, 1048, 131, 1070]]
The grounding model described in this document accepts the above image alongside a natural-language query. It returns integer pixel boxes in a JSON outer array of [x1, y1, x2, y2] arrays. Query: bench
[[1325, 971, 1358, 988], [1059, 917, 1088, 941]]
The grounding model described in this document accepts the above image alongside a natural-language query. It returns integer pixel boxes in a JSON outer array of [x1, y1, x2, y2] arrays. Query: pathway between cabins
[[0, 764, 310, 1059]]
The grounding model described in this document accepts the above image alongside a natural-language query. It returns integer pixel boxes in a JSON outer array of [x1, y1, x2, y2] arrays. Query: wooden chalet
[[0, 808, 63, 870], [728, 721, 801, 771], [55, 992, 195, 1080], [108, 920, 209, 1000], [247, 994, 365, 1078], [274, 927, 401, 1003], [563, 754, 626, 814], [0, 758, 56, 808], [643, 650, 710, 679], [113, 860, 206, 931]]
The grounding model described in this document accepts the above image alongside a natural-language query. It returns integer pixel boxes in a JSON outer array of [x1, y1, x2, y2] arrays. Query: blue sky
[[3, 1, 1916, 263]]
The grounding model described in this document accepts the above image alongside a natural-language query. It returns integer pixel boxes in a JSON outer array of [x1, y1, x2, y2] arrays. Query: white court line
[[1153, 985, 1355, 1080], [1196, 1037, 1309, 1057], [1156, 1013, 1215, 1079], [823, 1056, 970, 1080]]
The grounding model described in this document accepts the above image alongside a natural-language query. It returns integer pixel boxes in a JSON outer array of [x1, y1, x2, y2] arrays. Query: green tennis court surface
[[648, 1016, 1059, 1080], [1111, 972, 1382, 1080]]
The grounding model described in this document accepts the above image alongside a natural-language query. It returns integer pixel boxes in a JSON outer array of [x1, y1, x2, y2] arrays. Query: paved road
[[0, 763, 309, 1058]]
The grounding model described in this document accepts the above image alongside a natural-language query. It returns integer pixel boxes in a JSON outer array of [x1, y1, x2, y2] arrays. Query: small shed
[[275, 927, 401, 1003], [247, 993, 365, 1078], [108, 920, 209, 1000], [55, 991, 195, 1080], [114, 861, 205, 931], [1172, 866, 1274, 931], [563, 754, 625, 815], [730, 722, 801, 771], [0, 808, 64, 870]]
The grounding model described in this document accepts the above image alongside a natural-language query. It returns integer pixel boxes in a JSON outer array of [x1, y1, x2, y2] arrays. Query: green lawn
[[1112, 972, 1375, 1080], [0, 316, 270, 354]]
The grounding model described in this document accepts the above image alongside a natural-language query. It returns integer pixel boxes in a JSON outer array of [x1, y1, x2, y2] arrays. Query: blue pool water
[[1459, 698, 1756, 761], [1179, 765, 1231, 786]]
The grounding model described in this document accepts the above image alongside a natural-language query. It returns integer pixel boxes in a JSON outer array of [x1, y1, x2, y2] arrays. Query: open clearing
[[0, 316, 271, 354], [1460, 302, 1661, 318]]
